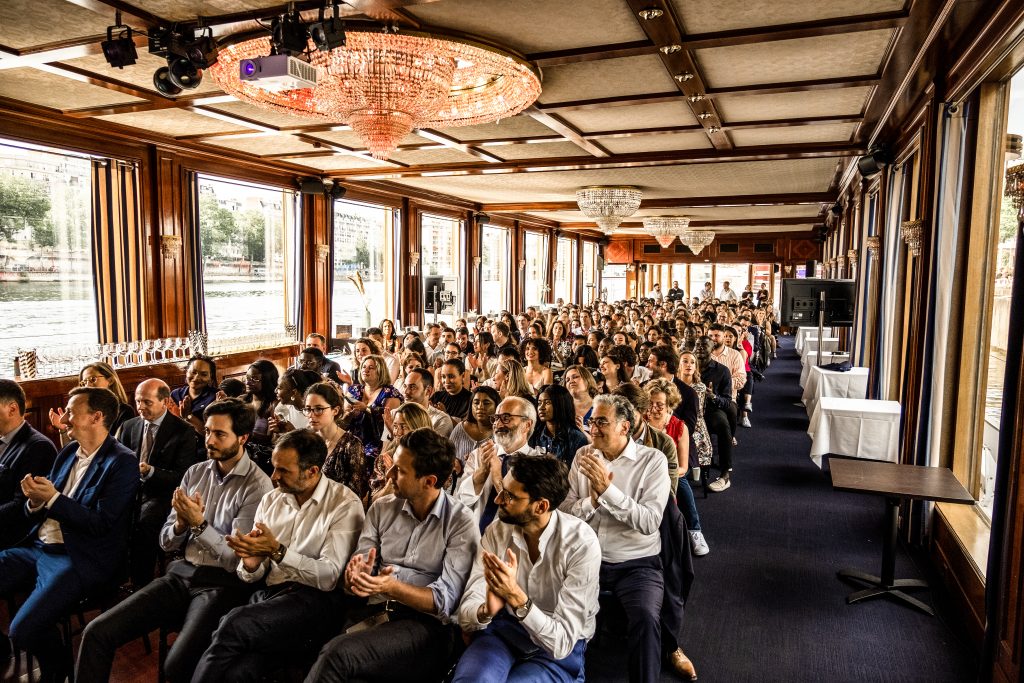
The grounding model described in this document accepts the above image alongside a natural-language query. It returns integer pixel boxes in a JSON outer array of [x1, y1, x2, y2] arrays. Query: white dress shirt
[[560, 440, 670, 563], [457, 442, 542, 525], [631, 365, 653, 383], [34, 444, 98, 545], [458, 510, 602, 660], [238, 474, 365, 590]]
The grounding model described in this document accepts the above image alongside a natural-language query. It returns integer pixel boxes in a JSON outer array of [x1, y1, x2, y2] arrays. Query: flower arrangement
[[347, 271, 373, 326]]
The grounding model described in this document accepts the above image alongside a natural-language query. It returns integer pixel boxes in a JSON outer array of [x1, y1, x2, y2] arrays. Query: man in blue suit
[[0, 386, 139, 682], [0, 379, 58, 549]]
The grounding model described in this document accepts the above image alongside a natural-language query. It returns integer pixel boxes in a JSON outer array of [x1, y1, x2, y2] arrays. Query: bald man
[[118, 379, 201, 587]]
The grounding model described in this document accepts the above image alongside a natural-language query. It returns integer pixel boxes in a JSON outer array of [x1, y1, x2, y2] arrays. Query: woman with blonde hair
[[49, 361, 135, 442], [561, 364, 598, 431], [344, 354, 403, 464], [370, 402, 432, 501], [493, 358, 534, 401]]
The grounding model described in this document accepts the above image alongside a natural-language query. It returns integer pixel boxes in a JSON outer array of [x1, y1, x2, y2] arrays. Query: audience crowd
[[0, 288, 779, 683]]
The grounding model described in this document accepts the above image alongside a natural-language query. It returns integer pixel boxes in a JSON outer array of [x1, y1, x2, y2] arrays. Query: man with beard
[[454, 456, 600, 682], [458, 397, 542, 533], [708, 324, 746, 403], [400, 368, 454, 437], [693, 336, 737, 492], [305, 428, 478, 682], [431, 359, 473, 421], [191, 429, 365, 682], [77, 399, 272, 682], [560, 395, 671, 683]]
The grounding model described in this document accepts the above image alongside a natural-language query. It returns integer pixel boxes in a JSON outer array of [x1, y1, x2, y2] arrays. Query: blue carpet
[[586, 337, 977, 682]]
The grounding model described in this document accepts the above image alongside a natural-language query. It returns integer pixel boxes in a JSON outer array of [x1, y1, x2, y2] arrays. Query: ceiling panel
[[600, 132, 712, 155], [531, 204, 823, 223], [112, 0, 288, 23], [206, 100, 344, 129], [674, 0, 906, 34], [0, 68, 145, 110], [298, 155, 392, 172], [697, 30, 895, 89], [407, 0, 647, 54], [0, 0, 112, 49], [203, 135, 321, 155], [538, 55, 677, 105], [388, 157, 841, 204], [560, 101, 699, 132], [388, 148, 483, 165], [98, 108, 247, 136], [714, 87, 872, 122], [59, 51, 223, 97], [304, 131, 426, 151], [434, 115, 554, 142], [492, 142, 588, 160], [730, 123, 858, 146]]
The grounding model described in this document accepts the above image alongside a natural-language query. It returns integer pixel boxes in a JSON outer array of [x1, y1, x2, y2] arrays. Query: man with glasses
[[457, 397, 541, 533], [561, 395, 671, 683], [454, 456, 601, 682]]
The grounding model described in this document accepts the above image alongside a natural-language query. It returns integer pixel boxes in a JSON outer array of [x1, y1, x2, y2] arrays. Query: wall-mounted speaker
[[857, 146, 892, 178]]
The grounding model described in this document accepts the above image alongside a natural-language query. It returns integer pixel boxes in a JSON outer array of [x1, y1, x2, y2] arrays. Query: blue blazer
[[25, 435, 140, 585], [0, 422, 58, 545]]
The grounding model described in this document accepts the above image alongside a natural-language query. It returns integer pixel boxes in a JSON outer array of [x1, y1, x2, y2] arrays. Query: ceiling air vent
[[719, 243, 739, 253], [674, 244, 688, 253], [642, 244, 661, 254], [754, 243, 775, 253]]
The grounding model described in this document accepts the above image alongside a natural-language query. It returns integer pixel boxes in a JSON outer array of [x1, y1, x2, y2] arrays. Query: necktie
[[140, 422, 157, 464], [478, 453, 513, 532]]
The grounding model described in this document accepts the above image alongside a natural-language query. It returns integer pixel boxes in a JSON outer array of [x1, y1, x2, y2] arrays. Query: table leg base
[[836, 570, 934, 615]]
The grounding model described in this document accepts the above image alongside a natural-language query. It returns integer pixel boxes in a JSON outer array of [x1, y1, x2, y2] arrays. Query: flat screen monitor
[[780, 278, 856, 328]]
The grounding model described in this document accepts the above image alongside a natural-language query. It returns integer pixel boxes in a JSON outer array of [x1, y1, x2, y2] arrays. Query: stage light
[[153, 66, 182, 96], [186, 29, 219, 69], [101, 17, 138, 69], [272, 13, 309, 57], [310, 4, 346, 52], [168, 57, 202, 90]]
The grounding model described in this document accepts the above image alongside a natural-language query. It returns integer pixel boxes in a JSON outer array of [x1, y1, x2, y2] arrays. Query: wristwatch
[[270, 543, 287, 564], [513, 597, 533, 621], [189, 520, 208, 536]]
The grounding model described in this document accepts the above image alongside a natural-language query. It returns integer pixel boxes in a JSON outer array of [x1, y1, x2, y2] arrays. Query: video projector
[[238, 54, 318, 91]]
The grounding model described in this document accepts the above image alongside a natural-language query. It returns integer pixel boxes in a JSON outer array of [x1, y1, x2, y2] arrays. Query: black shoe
[[0, 632, 10, 662]]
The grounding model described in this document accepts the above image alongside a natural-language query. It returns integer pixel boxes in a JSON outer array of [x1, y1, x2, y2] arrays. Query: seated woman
[[393, 351, 426, 395], [548, 319, 573, 365], [369, 402, 432, 502], [344, 354, 403, 467], [536, 384, 589, 466], [572, 344, 599, 371], [493, 358, 534, 402], [562, 364, 598, 431], [598, 353, 631, 394], [520, 337, 554, 395], [304, 382, 368, 505], [448, 385, 499, 476], [379, 318, 399, 354], [467, 331, 498, 386], [268, 368, 320, 436], [241, 359, 279, 472], [169, 354, 218, 434], [50, 362, 134, 444]]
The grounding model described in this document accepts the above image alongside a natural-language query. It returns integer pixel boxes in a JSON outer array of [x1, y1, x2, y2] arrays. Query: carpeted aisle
[[587, 337, 978, 683]]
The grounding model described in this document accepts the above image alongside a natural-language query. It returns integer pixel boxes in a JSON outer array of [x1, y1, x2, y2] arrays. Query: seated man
[[305, 428, 479, 682], [77, 398, 272, 682], [118, 378, 201, 587], [457, 397, 542, 533], [560, 395, 671, 683], [400, 368, 454, 437], [191, 429, 365, 682], [0, 387, 138, 681], [431, 359, 473, 421], [455, 456, 600, 683], [0, 379, 58, 549], [297, 346, 345, 384], [305, 333, 345, 376]]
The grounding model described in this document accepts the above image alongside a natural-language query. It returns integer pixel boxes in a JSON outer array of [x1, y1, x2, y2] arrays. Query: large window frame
[[332, 199, 395, 333], [480, 223, 510, 315], [523, 230, 549, 307], [553, 236, 576, 304], [421, 211, 465, 325]]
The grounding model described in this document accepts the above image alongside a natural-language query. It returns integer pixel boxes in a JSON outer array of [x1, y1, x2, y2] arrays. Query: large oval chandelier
[[575, 186, 643, 233], [680, 229, 716, 255], [209, 30, 542, 160], [643, 216, 691, 248]]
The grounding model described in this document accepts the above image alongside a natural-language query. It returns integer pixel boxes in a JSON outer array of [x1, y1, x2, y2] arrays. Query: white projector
[[238, 54, 318, 91]]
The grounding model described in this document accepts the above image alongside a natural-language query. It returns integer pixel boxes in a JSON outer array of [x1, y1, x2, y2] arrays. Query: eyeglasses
[[496, 488, 526, 505], [301, 406, 332, 416], [491, 413, 529, 424], [590, 417, 616, 429], [79, 376, 103, 387]]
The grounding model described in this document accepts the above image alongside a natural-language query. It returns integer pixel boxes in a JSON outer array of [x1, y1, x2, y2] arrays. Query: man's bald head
[[135, 378, 171, 421]]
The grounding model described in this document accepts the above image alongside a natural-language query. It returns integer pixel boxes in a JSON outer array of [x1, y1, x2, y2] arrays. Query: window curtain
[[873, 167, 905, 398], [290, 193, 304, 341], [852, 194, 877, 367], [183, 170, 206, 335], [391, 207, 402, 325], [90, 159, 147, 343]]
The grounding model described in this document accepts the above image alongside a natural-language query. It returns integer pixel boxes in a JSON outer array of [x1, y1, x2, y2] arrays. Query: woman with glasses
[[49, 361, 134, 442], [304, 382, 368, 506], [344, 354, 403, 467], [536, 384, 589, 467], [370, 402, 432, 502], [268, 368, 319, 436], [449, 385, 500, 468]]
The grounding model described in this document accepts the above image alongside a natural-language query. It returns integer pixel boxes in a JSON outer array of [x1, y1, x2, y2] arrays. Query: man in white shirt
[[718, 281, 738, 301], [400, 368, 454, 437], [560, 395, 671, 683], [708, 324, 746, 400], [458, 397, 542, 533], [700, 282, 714, 301], [423, 323, 444, 361], [305, 428, 479, 682], [647, 283, 663, 301], [455, 456, 600, 682], [191, 429, 365, 682]]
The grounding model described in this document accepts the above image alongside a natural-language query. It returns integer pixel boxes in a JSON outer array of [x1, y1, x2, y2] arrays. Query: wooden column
[[399, 198, 422, 328], [300, 193, 332, 338], [546, 228, 557, 305], [511, 221, 524, 313], [150, 148, 189, 338], [466, 213, 482, 314]]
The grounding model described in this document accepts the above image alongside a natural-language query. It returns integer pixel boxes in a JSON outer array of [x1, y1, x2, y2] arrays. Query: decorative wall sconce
[[159, 234, 182, 259], [315, 243, 330, 263], [473, 256, 482, 268], [865, 236, 880, 262], [518, 259, 526, 271], [847, 249, 858, 268], [836, 256, 846, 272], [409, 251, 420, 275], [900, 219, 923, 256], [626, 264, 635, 273]]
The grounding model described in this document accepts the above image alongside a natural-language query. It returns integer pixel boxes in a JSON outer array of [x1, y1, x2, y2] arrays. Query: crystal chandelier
[[575, 186, 643, 233], [643, 216, 691, 248], [209, 30, 542, 160], [679, 229, 716, 255]]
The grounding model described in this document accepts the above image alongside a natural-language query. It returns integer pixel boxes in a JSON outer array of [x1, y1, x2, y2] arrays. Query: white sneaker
[[689, 530, 710, 556], [741, 416, 752, 428], [745, 402, 753, 412], [708, 477, 731, 492]]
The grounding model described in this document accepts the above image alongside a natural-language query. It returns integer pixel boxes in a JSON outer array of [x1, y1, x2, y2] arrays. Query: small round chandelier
[[643, 216, 691, 248], [210, 30, 542, 160], [680, 229, 716, 255], [575, 186, 643, 233]]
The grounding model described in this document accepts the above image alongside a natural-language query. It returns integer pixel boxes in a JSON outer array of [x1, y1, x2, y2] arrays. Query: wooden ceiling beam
[[414, 128, 504, 163], [481, 192, 835, 212], [60, 0, 166, 27], [707, 75, 882, 98], [527, 40, 658, 67], [524, 107, 611, 157], [0, 33, 148, 70], [594, 217, 822, 228], [682, 11, 909, 51]]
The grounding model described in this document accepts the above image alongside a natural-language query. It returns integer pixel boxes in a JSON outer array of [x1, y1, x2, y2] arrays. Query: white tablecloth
[[802, 366, 870, 416], [799, 337, 840, 357], [807, 397, 901, 467], [799, 352, 851, 388], [795, 326, 833, 353]]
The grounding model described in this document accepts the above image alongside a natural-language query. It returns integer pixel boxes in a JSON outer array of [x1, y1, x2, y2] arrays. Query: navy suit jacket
[[118, 412, 200, 501], [25, 435, 139, 586], [0, 422, 58, 544]]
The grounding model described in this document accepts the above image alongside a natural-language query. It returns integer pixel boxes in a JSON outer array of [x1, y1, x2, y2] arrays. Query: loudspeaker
[[299, 177, 325, 194], [805, 260, 817, 275], [857, 146, 892, 178], [773, 263, 780, 273]]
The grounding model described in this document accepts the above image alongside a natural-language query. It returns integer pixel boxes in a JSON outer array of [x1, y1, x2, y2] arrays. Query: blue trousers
[[600, 556, 663, 683], [0, 543, 91, 676], [453, 615, 586, 683], [677, 479, 702, 531]]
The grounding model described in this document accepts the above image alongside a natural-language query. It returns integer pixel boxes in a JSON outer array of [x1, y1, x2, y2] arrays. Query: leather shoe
[[0, 632, 10, 662], [667, 648, 698, 680]]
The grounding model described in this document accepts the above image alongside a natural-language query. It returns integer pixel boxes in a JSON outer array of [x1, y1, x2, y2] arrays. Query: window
[[603, 264, 627, 301], [582, 241, 598, 304], [480, 224, 509, 314], [0, 142, 95, 378], [523, 231, 548, 307], [752, 263, 773, 301], [422, 213, 463, 324], [715, 263, 749, 297], [333, 200, 393, 332], [689, 263, 712, 300], [553, 236, 576, 304], [198, 175, 296, 338]]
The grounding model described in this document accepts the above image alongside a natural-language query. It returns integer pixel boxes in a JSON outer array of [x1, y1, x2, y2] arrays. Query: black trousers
[[599, 556, 664, 683], [129, 496, 170, 588], [191, 582, 346, 683], [704, 403, 735, 472], [304, 604, 452, 683], [76, 560, 251, 683]]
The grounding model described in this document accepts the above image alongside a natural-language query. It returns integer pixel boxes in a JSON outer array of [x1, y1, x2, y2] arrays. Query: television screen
[[780, 278, 856, 327]]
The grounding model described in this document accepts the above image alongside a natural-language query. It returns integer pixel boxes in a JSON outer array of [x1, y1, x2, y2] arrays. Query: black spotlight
[[328, 184, 347, 200], [153, 66, 182, 96], [101, 18, 138, 69], [186, 29, 219, 69], [167, 57, 202, 90], [830, 202, 843, 216], [474, 212, 491, 223], [857, 145, 892, 178], [299, 177, 326, 194], [272, 14, 310, 57], [310, 4, 346, 52]]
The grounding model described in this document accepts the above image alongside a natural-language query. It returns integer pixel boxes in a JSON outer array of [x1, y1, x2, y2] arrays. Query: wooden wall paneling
[[467, 212, 481, 314], [510, 221, 523, 314], [152, 150, 188, 337], [399, 198, 421, 328], [301, 193, 332, 337]]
